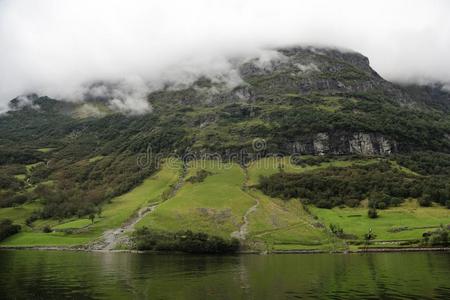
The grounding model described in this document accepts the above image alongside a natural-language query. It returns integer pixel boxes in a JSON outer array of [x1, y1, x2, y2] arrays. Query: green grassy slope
[[52, 219, 92, 230], [137, 161, 255, 238], [310, 199, 449, 243], [138, 158, 351, 250], [247, 157, 449, 250], [0, 161, 181, 247], [1, 157, 448, 250], [0, 202, 42, 227], [245, 190, 331, 251]]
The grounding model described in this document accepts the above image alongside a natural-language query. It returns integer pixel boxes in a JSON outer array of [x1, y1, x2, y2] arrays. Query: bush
[[42, 225, 52, 233], [0, 174, 23, 190], [363, 229, 377, 244], [422, 226, 449, 246], [132, 227, 240, 253], [329, 223, 344, 238], [258, 160, 450, 209], [186, 170, 212, 183], [368, 208, 378, 219], [0, 193, 29, 208], [344, 198, 360, 208], [376, 202, 387, 210], [0, 219, 21, 241], [25, 212, 40, 227], [258, 162, 432, 209], [419, 197, 432, 207], [316, 200, 332, 209]]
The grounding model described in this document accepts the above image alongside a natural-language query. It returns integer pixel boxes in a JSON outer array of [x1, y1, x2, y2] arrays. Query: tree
[[97, 206, 103, 218], [0, 219, 21, 241], [419, 195, 432, 207], [368, 208, 378, 219], [42, 225, 52, 233], [329, 223, 344, 237], [363, 229, 376, 246]]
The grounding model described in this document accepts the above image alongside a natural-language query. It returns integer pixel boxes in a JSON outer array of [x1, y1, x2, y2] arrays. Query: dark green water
[[0, 251, 449, 299]]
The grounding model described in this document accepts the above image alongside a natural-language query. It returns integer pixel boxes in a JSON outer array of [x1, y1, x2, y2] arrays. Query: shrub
[[329, 223, 344, 238], [419, 197, 432, 207], [257, 162, 431, 209], [422, 226, 449, 246], [132, 227, 240, 253], [42, 225, 52, 233], [345, 198, 360, 208], [25, 212, 40, 227], [363, 229, 377, 243], [0, 219, 21, 241], [376, 202, 387, 209], [368, 208, 378, 219], [316, 200, 332, 209], [186, 169, 212, 183]]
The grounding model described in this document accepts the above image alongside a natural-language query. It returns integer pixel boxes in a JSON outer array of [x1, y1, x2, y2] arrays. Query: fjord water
[[0, 251, 449, 299]]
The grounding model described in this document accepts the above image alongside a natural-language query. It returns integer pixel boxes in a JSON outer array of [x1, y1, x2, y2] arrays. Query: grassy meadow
[[137, 161, 255, 238], [1, 156, 449, 251], [0, 161, 181, 247], [310, 199, 450, 243], [245, 190, 331, 251]]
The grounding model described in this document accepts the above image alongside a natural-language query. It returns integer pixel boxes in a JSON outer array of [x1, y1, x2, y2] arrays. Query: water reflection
[[0, 251, 449, 299]]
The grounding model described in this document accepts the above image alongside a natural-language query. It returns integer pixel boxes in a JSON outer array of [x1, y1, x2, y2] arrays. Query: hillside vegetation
[[0, 46, 449, 250]]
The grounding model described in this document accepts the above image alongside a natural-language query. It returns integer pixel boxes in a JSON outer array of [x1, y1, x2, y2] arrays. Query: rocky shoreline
[[1, 246, 449, 255]]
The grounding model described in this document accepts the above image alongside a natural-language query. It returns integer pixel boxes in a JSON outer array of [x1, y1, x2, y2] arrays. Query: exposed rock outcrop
[[289, 132, 396, 155]]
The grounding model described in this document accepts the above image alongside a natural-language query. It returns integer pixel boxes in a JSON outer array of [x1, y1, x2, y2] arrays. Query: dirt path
[[231, 164, 260, 240], [89, 164, 187, 251], [231, 198, 260, 240], [253, 221, 308, 238], [90, 204, 160, 251]]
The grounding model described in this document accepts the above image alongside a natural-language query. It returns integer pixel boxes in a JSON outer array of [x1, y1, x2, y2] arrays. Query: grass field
[[137, 161, 255, 238], [37, 147, 55, 153], [25, 162, 43, 172], [1, 157, 448, 250], [310, 199, 450, 242], [52, 219, 92, 230], [137, 159, 334, 250], [14, 174, 27, 181], [0, 202, 42, 227], [245, 189, 331, 251], [245, 156, 441, 250], [88, 155, 105, 163], [0, 161, 182, 247]]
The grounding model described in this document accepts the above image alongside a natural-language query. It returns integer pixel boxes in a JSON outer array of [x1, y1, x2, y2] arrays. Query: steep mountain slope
[[0, 46, 449, 249]]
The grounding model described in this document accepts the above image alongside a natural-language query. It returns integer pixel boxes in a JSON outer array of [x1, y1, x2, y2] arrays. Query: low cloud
[[0, 0, 449, 112]]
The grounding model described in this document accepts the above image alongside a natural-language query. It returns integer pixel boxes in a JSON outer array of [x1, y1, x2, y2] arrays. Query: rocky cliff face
[[149, 46, 413, 107], [238, 46, 411, 105], [288, 132, 395, 156]]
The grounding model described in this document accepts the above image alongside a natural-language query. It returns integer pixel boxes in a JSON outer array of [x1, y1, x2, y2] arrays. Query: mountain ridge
[[0, 46, 449, 233]]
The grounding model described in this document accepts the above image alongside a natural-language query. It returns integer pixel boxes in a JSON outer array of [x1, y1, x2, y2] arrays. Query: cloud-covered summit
[[0, 0, 449, 112]]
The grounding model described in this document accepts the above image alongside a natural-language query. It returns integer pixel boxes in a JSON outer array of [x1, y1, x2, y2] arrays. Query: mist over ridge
[[1, 0, 450, 113]]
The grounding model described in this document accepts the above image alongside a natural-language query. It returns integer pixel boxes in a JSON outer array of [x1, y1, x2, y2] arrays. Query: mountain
[[0, 46, 449, 251], [3, 47, 450, 158]]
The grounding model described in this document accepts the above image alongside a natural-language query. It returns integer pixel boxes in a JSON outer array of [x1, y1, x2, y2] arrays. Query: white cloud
[[295, 63, 320, 73], [0, 0, 449, 112]]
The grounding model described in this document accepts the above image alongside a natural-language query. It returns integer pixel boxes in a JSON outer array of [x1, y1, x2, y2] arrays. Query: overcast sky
[[0, 0, 449, 112]]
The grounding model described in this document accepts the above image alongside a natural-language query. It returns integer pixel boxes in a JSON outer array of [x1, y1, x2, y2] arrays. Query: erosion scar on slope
[[231, 197, 260, 240], [231, 164, 260, 240], [90, 164, 187, 251]]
